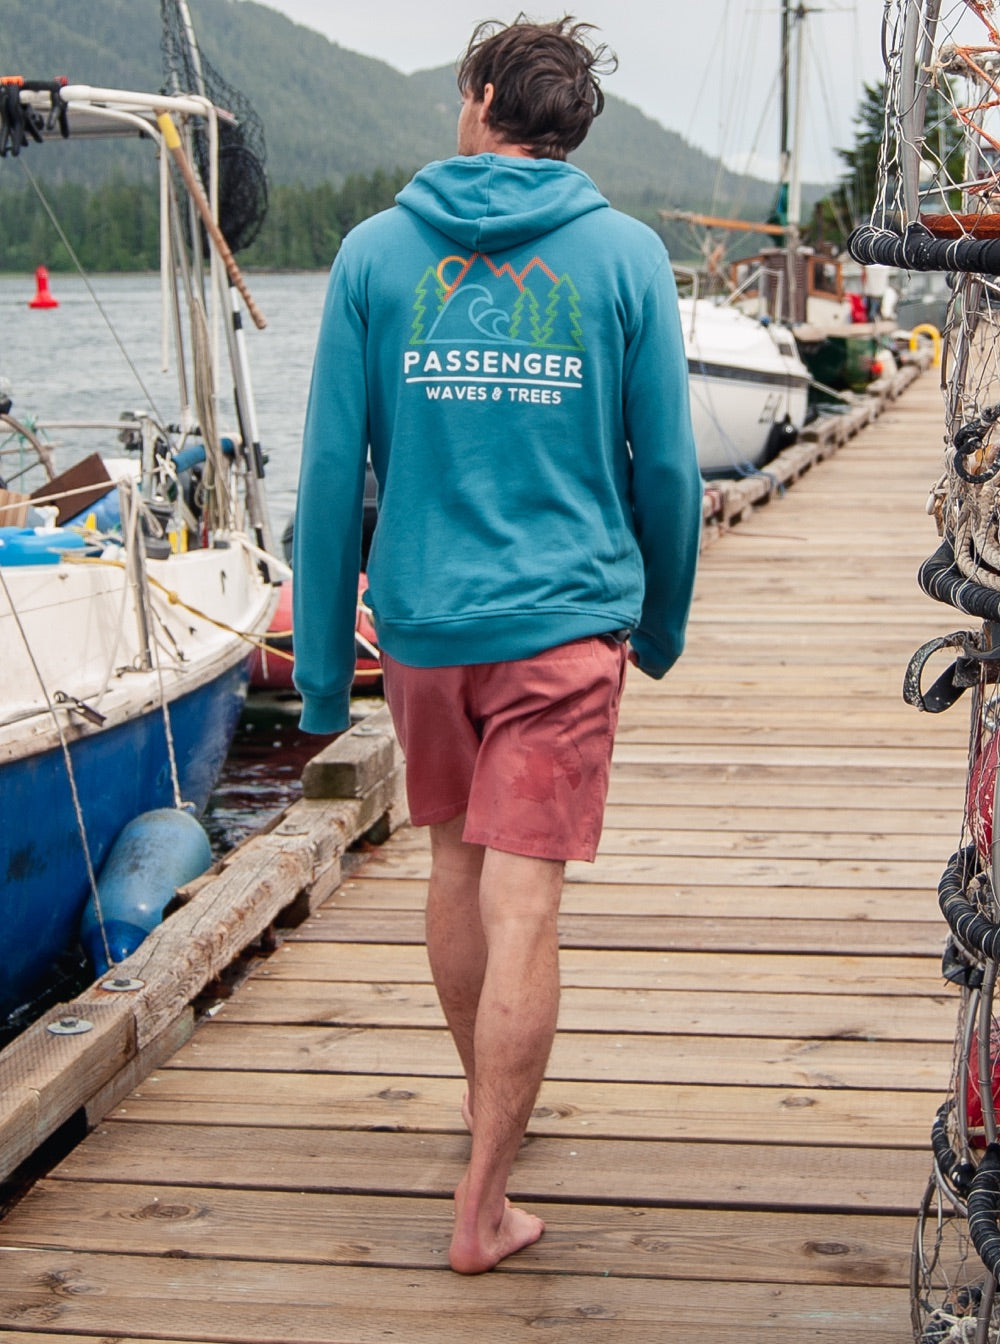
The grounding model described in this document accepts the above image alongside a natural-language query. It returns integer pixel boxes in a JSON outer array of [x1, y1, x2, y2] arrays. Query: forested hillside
[[0, 0, 808, 268]]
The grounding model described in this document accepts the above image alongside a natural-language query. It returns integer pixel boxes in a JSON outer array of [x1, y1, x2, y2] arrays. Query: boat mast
[[778, 0, 791, 214], [779, 0, 806, 320], [788, 3, 805, 240], [161, 0, 275, 559]]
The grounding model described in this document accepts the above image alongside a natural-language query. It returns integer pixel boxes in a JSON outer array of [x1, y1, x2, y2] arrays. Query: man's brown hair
[[457, 14, 617, 159]]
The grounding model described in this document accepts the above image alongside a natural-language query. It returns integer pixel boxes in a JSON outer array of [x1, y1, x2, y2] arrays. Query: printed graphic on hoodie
[[403, 251, 584, 405]]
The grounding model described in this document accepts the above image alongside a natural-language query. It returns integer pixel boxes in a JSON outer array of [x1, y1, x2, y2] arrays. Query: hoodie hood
[[395, 153, 609, 252]]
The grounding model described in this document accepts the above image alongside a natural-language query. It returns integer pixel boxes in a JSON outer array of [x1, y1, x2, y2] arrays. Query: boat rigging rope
[[189, 292, 233, 533], [14, 158, 167, 423], [156, 650, 184, 811], [120, 475, 185, 811], [66, 549, 293, 662], [0, 563, 113, 972], [925, 404, 1000, 590]]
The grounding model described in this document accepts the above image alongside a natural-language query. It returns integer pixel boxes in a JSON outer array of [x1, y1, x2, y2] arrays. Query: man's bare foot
[[449, 1184, 545, 1274]]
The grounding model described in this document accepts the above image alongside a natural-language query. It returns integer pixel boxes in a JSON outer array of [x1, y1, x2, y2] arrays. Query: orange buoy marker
[[28, 266, 58, 309]]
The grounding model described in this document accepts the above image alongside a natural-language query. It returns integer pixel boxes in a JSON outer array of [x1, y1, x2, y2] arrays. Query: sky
[[253, 0, 887, 184]]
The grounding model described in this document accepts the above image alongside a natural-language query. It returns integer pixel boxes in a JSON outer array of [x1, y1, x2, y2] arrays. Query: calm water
[[0, 269, 328, 538], [1, 269, 334, 854]]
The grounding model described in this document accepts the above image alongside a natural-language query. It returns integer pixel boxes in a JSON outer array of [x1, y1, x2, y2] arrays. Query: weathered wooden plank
[[83, 1010, 194, 1131], [608, 725, 962, 753], [384, 822, 952, 863], [0, 1337, 220, 1344], [101, 1069, 938, 1147], [607, 760, 963, 787], [208, 979, 955, 1041], [47, 1120, 931, 1214], [608, 741, 962, 766], [164, 1022, 954, 1091], [599, 803, 958, 832], [0, 998, 135, 1184], [330, 876, 940, 921], [0, 1251, 912, 1344], [292, 906, 944, 956], [595, 827, 953, 863], [359, 847, 948, 889], [301, 705, 403, 800], [580, 852, 947, 889], [0, 1183, 917, 1286], [257, 941, 943, 995]]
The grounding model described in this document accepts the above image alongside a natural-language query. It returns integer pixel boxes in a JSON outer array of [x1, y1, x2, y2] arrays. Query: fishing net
[[853, 0, 1000, 595], [912, 854, 1000, 1343], [858, 5, 1000, 1339], [160, 0, 268, 253]]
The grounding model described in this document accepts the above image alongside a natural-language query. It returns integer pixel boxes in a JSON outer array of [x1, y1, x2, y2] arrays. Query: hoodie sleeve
[[623, 256, 703, 678], [292, 252, 369, 734]]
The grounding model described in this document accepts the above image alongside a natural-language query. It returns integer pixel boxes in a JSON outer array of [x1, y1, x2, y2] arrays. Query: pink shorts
[[382, 637, 628, 863]]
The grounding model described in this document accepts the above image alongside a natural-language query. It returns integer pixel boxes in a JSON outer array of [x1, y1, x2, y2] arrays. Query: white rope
[[189, 293, 233, 531], [120, 476, 186, 810]]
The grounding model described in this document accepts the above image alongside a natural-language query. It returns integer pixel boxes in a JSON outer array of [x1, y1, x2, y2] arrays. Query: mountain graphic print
[[410, 252, 585, 351]]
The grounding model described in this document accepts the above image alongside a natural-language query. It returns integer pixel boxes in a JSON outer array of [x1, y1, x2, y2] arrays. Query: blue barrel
[[80, 808, 213, 973]]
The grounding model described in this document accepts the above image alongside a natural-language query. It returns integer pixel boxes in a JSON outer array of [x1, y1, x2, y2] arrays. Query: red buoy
[[28, 266, 59, 309]]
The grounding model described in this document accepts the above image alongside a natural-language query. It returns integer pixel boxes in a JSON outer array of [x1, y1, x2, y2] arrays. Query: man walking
[[293, 16, 702, 1273]]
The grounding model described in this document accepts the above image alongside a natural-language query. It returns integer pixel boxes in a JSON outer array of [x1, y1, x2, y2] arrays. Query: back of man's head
[[457, 15, 617, 160]]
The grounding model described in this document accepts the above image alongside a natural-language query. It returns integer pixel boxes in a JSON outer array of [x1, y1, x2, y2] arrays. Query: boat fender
[[909, 322, 942, 367], [63, 486, 120, 534], [171, 438, 236, 474], [762, 415, 799, 464], [80, 807, 212, 973], [142, 500, 174, 559]]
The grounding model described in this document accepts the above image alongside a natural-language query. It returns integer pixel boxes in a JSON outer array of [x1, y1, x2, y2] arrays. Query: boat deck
[[0, 373, 969, 1341]]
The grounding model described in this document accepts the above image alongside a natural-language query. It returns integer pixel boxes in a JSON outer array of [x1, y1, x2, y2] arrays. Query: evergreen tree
[[509, 287, 541, 344], [808, 80, 966, 249], [0, 170, 414, 273], [411, 265, 446, 344], [806, 82, 884, 248], [540, 276, 585, 350]]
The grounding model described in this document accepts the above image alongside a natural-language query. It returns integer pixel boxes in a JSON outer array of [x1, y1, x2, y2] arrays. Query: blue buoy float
[[80, 808, 212, 973]]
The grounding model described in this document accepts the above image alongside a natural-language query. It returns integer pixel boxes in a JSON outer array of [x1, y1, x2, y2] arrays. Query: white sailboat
[[662, 0, 854, 476], [0, 1, 282, 1031], [676, 274, 811, 476]]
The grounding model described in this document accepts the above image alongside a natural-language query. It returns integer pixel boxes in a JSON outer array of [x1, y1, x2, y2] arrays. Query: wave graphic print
[[410, 252, 585, 352]]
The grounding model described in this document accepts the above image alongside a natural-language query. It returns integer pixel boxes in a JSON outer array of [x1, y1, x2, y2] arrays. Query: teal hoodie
[[293, 154, 702, 734]]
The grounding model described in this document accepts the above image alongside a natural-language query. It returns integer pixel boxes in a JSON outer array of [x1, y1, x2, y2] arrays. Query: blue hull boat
[[0, 660, 249, 1022]]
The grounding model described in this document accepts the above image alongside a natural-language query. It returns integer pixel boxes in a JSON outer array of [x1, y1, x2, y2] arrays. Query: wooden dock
[[0, 368, 971, 1341]]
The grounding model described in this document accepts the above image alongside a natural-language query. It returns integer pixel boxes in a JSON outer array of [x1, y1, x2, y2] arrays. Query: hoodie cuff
[[629, 631, 678, 681], [298, 690, 352, 736]]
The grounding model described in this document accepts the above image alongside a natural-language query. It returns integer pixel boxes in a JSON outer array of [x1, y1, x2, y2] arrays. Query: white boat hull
[[679, 298, 811, 476], [0, 539, 276, 762]]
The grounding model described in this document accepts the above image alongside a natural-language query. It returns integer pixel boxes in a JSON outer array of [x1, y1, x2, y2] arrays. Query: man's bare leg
[[449, 846, 564, 1274], [426, 815, 486, 1118]]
